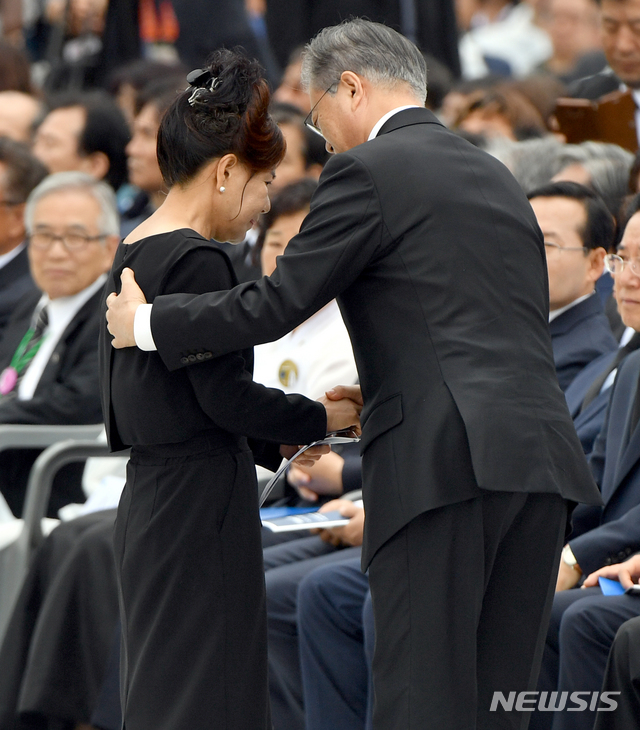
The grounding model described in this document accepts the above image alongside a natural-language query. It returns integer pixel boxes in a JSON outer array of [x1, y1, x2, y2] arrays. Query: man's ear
[[588, 247, 607, 282], [340, 71, 365, 111], [80, 151, 110, 182], [6, 202, 25, 241]]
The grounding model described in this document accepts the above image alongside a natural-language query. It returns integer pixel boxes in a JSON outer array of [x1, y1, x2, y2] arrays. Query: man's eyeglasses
[[28, 231, 106, 251], [304, 82, 339, 139], [543, 242, 588, 255], [605, 253, 640, 276]]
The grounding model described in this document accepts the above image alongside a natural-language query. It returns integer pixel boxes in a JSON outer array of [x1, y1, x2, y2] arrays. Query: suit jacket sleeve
[[0, 302, 102, 425], [162, 247, 327, 446], [570, 504, 640, 576], [151, 154, 390, 371]]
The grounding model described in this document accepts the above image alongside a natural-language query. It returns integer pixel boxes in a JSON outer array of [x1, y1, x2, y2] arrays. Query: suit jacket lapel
[[32, 290, 101, 393], [609, 375, 640, 496]]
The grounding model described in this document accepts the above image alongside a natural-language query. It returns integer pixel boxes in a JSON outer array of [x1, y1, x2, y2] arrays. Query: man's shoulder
[[551, 295, 609, 333], [568, 70, 621, 100]]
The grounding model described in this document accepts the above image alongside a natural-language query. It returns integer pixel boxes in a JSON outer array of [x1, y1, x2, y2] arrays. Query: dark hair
[[0, 137, 48, 203], [45, 91, 131, 191], [628, 149, 640, 194], [527, 181, 615, 251], [270, 101, 330, 170], [157, 49, 285, 188], [108, 59, 188, 97], [254, 178, 317, 264], [0, 41, 33, 94]]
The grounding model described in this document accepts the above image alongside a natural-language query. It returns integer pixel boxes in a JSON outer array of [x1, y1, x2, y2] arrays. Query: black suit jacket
[[148, 108, 602, 566], [569, 350, 640, 574], [100, 231, 326, 466], [569, 70, 622, 100], [265, 0, 461, 78], [0, 286, 104, 515], [549, 294, 617, 393], [0, 246, 36, 344]]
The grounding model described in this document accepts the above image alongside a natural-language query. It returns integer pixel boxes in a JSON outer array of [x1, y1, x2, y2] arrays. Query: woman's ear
[[215, 153, 238, 192]]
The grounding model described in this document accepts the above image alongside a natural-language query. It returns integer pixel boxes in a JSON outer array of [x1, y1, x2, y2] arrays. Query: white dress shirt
[[548, 292, 594, 323]]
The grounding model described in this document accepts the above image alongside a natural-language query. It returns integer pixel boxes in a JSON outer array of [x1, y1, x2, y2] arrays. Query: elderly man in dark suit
[[0, 171, 118, 516], [527, 181, 617, 392], [570, 0, 640, 145], [0, 138, 47, 340], [106, 19, 601, 729], [530, 204, 640, 730]]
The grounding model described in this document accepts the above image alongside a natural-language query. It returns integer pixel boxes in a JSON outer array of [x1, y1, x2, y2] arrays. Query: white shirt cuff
[[133, 303, 157, 351]]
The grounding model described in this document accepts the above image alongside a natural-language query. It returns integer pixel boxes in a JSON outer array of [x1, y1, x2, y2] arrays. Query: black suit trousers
[[367, 491, 567, 730], [594, 615, 640, 730]]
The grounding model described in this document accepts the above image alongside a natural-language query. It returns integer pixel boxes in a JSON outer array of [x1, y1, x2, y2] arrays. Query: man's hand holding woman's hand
[[319, 384, 363, 436]]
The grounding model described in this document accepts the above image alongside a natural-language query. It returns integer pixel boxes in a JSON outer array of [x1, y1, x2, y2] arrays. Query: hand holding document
[[262, 429, 360, 507]]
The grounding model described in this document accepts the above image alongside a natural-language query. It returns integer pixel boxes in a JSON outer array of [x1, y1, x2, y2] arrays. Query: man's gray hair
[[301, 19, 427, 103], [25, 171, 120, 236]]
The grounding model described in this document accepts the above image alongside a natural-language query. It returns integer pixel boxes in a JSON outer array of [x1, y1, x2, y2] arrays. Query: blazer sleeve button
[[196, 353, 204, 361], [188, 354, 197, 363], [204, 352, 213, 360], [180, 357, 189, 365]]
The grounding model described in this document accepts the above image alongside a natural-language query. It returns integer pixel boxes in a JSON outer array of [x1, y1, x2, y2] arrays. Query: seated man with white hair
[[0, 171, 119, 516]]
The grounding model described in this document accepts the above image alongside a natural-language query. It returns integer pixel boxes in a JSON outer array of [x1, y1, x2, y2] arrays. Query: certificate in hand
[[261, 509, 350, 532], [259, 429, 360, 507]]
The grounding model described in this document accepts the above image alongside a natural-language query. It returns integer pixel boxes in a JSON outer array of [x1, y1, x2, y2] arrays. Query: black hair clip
[[186, 68, 221, 106]]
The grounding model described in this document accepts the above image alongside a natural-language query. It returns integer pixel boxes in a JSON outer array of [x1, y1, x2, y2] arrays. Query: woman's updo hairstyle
[[157, 49, 285, 187]]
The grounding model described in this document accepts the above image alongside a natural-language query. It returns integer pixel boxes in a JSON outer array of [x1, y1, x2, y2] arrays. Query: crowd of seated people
[[3, 0, 640, 727]]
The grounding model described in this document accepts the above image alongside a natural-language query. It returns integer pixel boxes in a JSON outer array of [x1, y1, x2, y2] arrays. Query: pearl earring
[[219, 186, 226, 193]]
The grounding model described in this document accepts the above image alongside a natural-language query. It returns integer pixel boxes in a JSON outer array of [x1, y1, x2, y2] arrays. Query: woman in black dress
[[99, 50, 360, 730]]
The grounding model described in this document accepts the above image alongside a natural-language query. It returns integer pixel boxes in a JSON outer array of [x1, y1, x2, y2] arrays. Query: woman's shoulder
[[120, 228, 228, 268], [115, 229, 236, 297]]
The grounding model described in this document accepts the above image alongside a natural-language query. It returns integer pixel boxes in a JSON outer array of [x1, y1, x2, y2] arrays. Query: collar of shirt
[[18, 273, 107, 401], [368, 106, 422, 141], [620, 325, 635, 347], [0, 241, 26, 271], [548, 291, 594, 323]]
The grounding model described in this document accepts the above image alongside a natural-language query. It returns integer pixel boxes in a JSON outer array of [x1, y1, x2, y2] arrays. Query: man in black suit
[[528, 181, 617, 391], [0, 138, 47, 340], [529, 204, 640, 730], [0, 171, 118, 516], [106, 20, 601, 729], [570, 0, 640, 144]]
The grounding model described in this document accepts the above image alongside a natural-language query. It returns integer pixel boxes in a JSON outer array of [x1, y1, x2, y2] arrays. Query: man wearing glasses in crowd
[[527, 181, 618, 393], [106, 19, 603, 730], [0, 172, 118, 518]]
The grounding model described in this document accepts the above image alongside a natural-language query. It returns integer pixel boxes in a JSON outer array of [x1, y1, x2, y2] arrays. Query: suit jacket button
[[605, 558, 612, 565], [196, 353, 204, 361], [180, 357, 189, 365], [204, 352, 213, 360], [51, 352, 60, 363], [188, 354, 197, 363]]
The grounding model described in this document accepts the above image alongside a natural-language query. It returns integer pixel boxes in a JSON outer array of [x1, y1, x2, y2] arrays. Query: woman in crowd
[[100, 49, 360, 730]]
